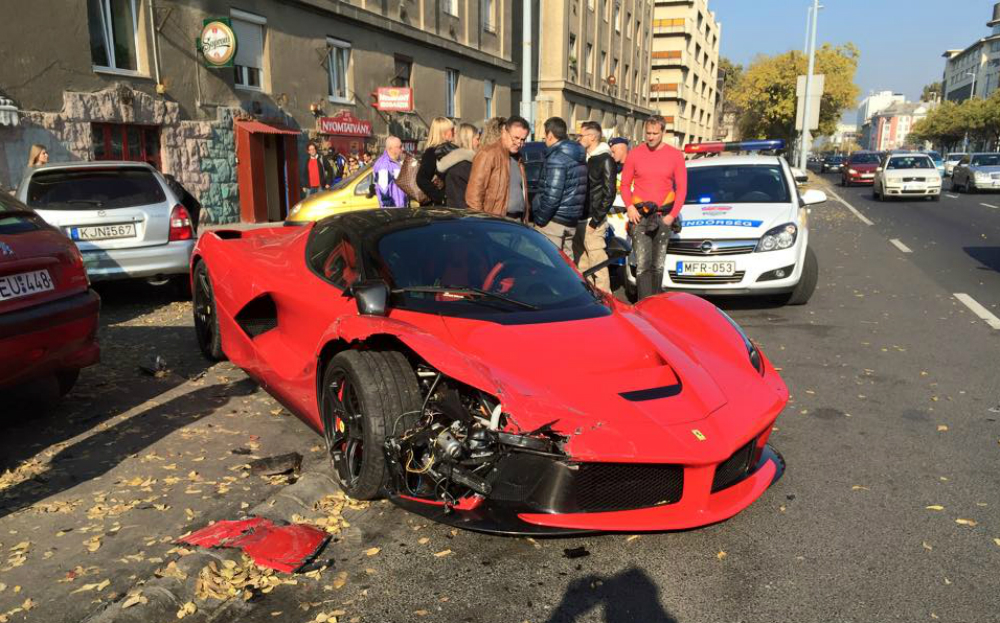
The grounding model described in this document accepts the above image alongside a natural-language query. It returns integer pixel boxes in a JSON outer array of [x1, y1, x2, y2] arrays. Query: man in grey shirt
[[507, 157, 526, 218]]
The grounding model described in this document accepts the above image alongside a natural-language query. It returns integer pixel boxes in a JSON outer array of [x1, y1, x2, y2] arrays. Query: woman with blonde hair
[[437, 123, 481, 209], [480, 117, 506, 147], [416, 116, 458, 205], [27, 144, 49, 168]]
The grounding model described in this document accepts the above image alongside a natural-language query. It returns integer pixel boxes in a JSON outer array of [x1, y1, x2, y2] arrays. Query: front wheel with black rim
[[192, 261, 224, 361], [321, 350, 422, 500]]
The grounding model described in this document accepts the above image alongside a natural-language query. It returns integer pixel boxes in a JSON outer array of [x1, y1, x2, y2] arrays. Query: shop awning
[[235, 119, 300, 135]]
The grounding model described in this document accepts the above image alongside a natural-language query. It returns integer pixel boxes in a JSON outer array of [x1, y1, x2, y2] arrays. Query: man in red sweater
[[620, 115, 688, 300]]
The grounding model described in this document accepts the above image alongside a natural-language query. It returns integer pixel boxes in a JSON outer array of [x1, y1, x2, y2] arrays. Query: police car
[[610, 139, 825, 305]]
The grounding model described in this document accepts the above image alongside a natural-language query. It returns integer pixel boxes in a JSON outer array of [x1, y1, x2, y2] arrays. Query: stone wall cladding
[[0, 84, 241, 224]]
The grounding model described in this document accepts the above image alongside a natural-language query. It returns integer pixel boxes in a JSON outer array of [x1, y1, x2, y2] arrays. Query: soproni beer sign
[[318, 112, 373, 137], [200, 20, 236, 67]]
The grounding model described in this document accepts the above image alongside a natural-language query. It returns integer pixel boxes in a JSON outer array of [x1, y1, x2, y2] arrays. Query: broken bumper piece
[[391, 445, 784, 535], [179, 518, 330, 573]]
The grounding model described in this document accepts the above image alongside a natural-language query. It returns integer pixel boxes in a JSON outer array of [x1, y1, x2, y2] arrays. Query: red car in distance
[[841, 152, 882, 186], [0, 193, 99, 403]]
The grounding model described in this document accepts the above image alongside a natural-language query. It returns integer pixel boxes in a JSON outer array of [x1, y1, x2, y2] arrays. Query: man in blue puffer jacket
[[532, 117, 588, 255]]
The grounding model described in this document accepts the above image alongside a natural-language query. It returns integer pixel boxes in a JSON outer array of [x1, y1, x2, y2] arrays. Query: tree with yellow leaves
[[729, 43, 861, 145]]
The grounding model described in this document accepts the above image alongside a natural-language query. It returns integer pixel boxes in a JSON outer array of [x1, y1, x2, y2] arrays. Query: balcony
[[650, 50, 687, 68], [650, 82, 684, 100], [652, 17, 692, 36]]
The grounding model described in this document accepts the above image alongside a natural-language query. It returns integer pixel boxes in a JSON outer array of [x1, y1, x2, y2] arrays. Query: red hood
[[848, 163, 878, 172], [435, 311, 738, 460]]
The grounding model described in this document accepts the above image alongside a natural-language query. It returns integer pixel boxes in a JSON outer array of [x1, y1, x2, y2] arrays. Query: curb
[[81, 459, 351, 623]]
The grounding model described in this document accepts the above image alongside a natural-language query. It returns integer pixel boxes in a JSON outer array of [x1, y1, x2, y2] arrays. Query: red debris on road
[[179, 517, 329, 573]]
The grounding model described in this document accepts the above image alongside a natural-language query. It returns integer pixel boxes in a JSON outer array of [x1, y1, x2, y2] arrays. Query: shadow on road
[[965, 246, 1000, 274], [0, 324, 215, 474], [0, 379, 257, 520], [93, 279, 189, 325], [543, 567, 678, 623]]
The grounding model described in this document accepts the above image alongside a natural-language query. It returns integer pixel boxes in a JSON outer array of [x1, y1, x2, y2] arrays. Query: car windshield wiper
[[392, 285, 539, 311], [65, 199, 105, 206]]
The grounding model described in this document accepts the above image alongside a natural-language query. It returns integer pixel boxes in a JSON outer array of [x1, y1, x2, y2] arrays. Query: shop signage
[[199, 19, 237, 67], [375, 87, 414, 112], [318, 111, 373, 137]]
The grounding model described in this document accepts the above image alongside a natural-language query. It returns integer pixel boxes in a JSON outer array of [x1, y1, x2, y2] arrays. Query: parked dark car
[[521, 141, 547, 202]]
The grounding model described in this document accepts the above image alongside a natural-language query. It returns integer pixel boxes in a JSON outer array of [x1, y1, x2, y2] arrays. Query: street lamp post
[[798, 0, 821, 171], [963, 70, 978, 151]]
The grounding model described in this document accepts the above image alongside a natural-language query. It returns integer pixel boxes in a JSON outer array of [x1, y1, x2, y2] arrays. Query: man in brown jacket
[[465, 116, 531, 222]]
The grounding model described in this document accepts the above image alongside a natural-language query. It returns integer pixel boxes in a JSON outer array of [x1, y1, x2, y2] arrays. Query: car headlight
[[288, 202, 302, 217], [756, 223, 797, 252], [848, 168, 858, 174], [717, 308, 764, 375], [974, 171, 990, 180]]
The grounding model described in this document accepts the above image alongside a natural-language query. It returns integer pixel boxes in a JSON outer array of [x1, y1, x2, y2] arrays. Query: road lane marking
[[889, 239, 912, 253], [946, 194, 960, 199], [980, 202, 999, 209], [825, 188, 874, 226], [954, 293, 1000, 330]]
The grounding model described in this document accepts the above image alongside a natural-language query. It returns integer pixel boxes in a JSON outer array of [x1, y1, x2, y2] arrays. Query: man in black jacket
[[574, 121, 616, 291], [532, 117, 587, 255]]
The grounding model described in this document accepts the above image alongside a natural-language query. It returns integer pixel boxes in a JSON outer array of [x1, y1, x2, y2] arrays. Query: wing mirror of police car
[[350, 280, 390, 316], [800, 189, 827, 206]]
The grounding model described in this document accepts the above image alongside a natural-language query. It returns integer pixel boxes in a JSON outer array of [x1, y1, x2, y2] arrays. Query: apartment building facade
[[0, 0, 514, 224], [867, 102, 934, 152], [941, 3, 1000, 103], [513, 0, 656, 143], [649, 0, 720, 147]]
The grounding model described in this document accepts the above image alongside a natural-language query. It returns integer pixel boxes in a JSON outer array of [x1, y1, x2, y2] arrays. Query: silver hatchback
[[17, 162, 195, 284]]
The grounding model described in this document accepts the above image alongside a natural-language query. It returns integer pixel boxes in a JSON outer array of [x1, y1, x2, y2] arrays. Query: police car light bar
[[684, 139, 786, 154]]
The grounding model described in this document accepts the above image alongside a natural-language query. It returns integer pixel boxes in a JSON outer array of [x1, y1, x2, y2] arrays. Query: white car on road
[[611, 144, 825, 305], [873, 153, 942, 201]]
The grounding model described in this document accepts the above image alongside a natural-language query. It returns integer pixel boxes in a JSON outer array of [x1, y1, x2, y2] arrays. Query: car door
[[19, 166, 175, 252]]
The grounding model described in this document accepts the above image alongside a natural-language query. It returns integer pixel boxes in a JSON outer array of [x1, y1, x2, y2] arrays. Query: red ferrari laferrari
[[191, 208, 787, 534]]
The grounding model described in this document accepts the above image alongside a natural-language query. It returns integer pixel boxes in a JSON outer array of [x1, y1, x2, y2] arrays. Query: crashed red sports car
[[190, 208, 787, 534]]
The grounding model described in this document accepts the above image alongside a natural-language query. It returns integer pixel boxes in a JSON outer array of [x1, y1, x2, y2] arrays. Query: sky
[[710, 0, 999, 123]]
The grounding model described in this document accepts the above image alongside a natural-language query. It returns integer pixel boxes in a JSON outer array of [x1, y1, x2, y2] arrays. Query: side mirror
[[351, 280, 390, 316], [800, 189, 827, 206]]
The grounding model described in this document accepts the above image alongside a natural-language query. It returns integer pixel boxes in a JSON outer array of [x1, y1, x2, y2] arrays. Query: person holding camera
[[620, 115, 687, 300]]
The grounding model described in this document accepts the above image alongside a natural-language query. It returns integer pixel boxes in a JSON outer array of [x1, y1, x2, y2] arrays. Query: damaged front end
[[382, 366, 591, 535], [381, 366, 691, 535]]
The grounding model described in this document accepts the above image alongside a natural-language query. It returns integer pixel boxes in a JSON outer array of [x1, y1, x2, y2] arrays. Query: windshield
[[0, 193, 41, 235], [849, 153, 880, 164], [26, 168, 166, 210], [971, 154, 1000, 167], [886, 156, 934, 170], [927, 151, 942, 161], [946, 154, 966, 162], [375, 219, 597, 317], [329, 163, 373, 192], [685, 165, 790, 204]]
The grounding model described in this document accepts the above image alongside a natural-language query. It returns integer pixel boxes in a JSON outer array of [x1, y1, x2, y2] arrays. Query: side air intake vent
[[235, 294, 278, 338]]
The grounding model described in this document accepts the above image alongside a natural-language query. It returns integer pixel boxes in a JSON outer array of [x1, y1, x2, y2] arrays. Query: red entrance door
[[235, 120, 300, 223]]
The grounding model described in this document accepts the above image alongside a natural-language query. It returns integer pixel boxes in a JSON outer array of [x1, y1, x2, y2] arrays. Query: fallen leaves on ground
[[303, 491, 370, 535], [70, 579, 110, 594], [716, 551, 727, 561], [433, 549, 453, 558], [176, 601, 197, 619], [194, 555, 292, 602], [121, 588, 149, 609], [925, 505, 945, 511], [955, 518, 977, 527], [84, 535, 102, 553]]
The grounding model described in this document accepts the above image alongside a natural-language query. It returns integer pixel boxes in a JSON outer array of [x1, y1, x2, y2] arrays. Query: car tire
[[321, 349, 422, 500], [56, 369, 80, 397], [931, 195, 941, 202], [192, 261, 225, 361], [784, 247, 819, 306], [873, 186, 882, 201]]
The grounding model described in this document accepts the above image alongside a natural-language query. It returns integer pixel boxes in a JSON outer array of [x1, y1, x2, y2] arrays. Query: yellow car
[[286, 164, 390, 223]]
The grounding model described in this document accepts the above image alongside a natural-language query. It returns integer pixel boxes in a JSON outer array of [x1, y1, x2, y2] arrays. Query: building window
[[446, 68, 460, 117], [482, 0, 496, 32], [601, 51, 607, 79], [624, 63, 630, 90], [444, 0, 459, 17], [327, 38, 351, 103], [88, 0, 140, 72], [484, 79, 495, 118], [614, 2, 621, 32], [588, 0, 594, 10], [626, 11, 632, 37], [612, 58, 619, 84], [393, 56, 412, 88], [92, 123, 161, 169], [603, 0, 610, 21], [586, 43, 594, 77], [232, 10, 266, 91]]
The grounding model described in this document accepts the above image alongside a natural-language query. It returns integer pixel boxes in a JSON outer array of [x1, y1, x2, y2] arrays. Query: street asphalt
[[2, 177, 998, 623]]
